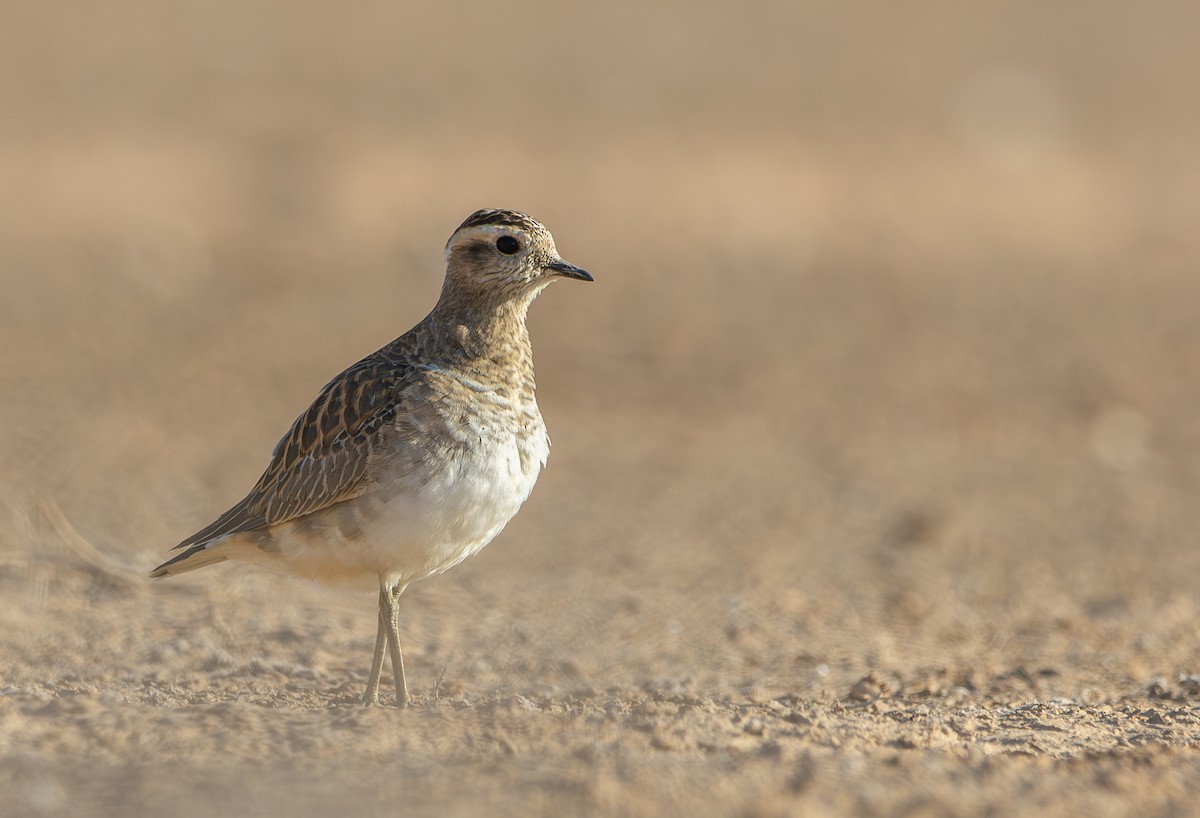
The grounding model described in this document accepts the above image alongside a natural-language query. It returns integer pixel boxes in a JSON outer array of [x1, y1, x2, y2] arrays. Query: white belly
[[370, 427, 548, 578], [251, 418, 550, 588]]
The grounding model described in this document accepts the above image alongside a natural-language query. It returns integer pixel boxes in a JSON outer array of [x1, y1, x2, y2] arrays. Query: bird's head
[[443, 209, 592, 301]]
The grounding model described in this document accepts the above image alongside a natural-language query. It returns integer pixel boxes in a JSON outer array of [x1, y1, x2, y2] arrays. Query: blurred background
[[2, 1, 1200, 814]]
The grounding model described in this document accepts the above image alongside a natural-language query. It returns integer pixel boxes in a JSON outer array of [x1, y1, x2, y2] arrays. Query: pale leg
[[385, 582, 410, 706], [362, 583, 390, 706]]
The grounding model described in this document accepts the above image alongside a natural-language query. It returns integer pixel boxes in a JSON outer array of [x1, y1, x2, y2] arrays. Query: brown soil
[[2, 2, 1200, 816]]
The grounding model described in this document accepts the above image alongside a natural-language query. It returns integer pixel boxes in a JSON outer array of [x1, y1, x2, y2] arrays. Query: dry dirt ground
[[2, 2, 1200, 816]]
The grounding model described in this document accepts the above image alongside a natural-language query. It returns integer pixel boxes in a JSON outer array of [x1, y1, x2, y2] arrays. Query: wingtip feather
[[150, 546, 229, 579]]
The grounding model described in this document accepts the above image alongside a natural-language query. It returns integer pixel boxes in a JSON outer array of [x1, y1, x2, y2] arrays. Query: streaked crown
[[456, 208, 548, 234]]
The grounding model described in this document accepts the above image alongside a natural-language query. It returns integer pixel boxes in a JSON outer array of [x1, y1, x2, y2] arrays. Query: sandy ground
[[2, 2, 1200, 816]]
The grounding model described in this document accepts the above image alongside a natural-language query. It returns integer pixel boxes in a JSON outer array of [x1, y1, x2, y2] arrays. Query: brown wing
[[170, 351, 410, 551]]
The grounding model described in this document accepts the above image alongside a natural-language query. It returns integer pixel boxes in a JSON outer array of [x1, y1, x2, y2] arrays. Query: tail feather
[[149, 544, 229, 578]]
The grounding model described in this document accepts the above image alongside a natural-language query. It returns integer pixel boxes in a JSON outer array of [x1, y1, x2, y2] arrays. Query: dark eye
[[496, 236, 520, 255]]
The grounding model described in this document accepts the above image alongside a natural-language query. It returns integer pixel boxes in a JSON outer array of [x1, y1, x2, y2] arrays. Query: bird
[[151, 208, 592, 706]]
